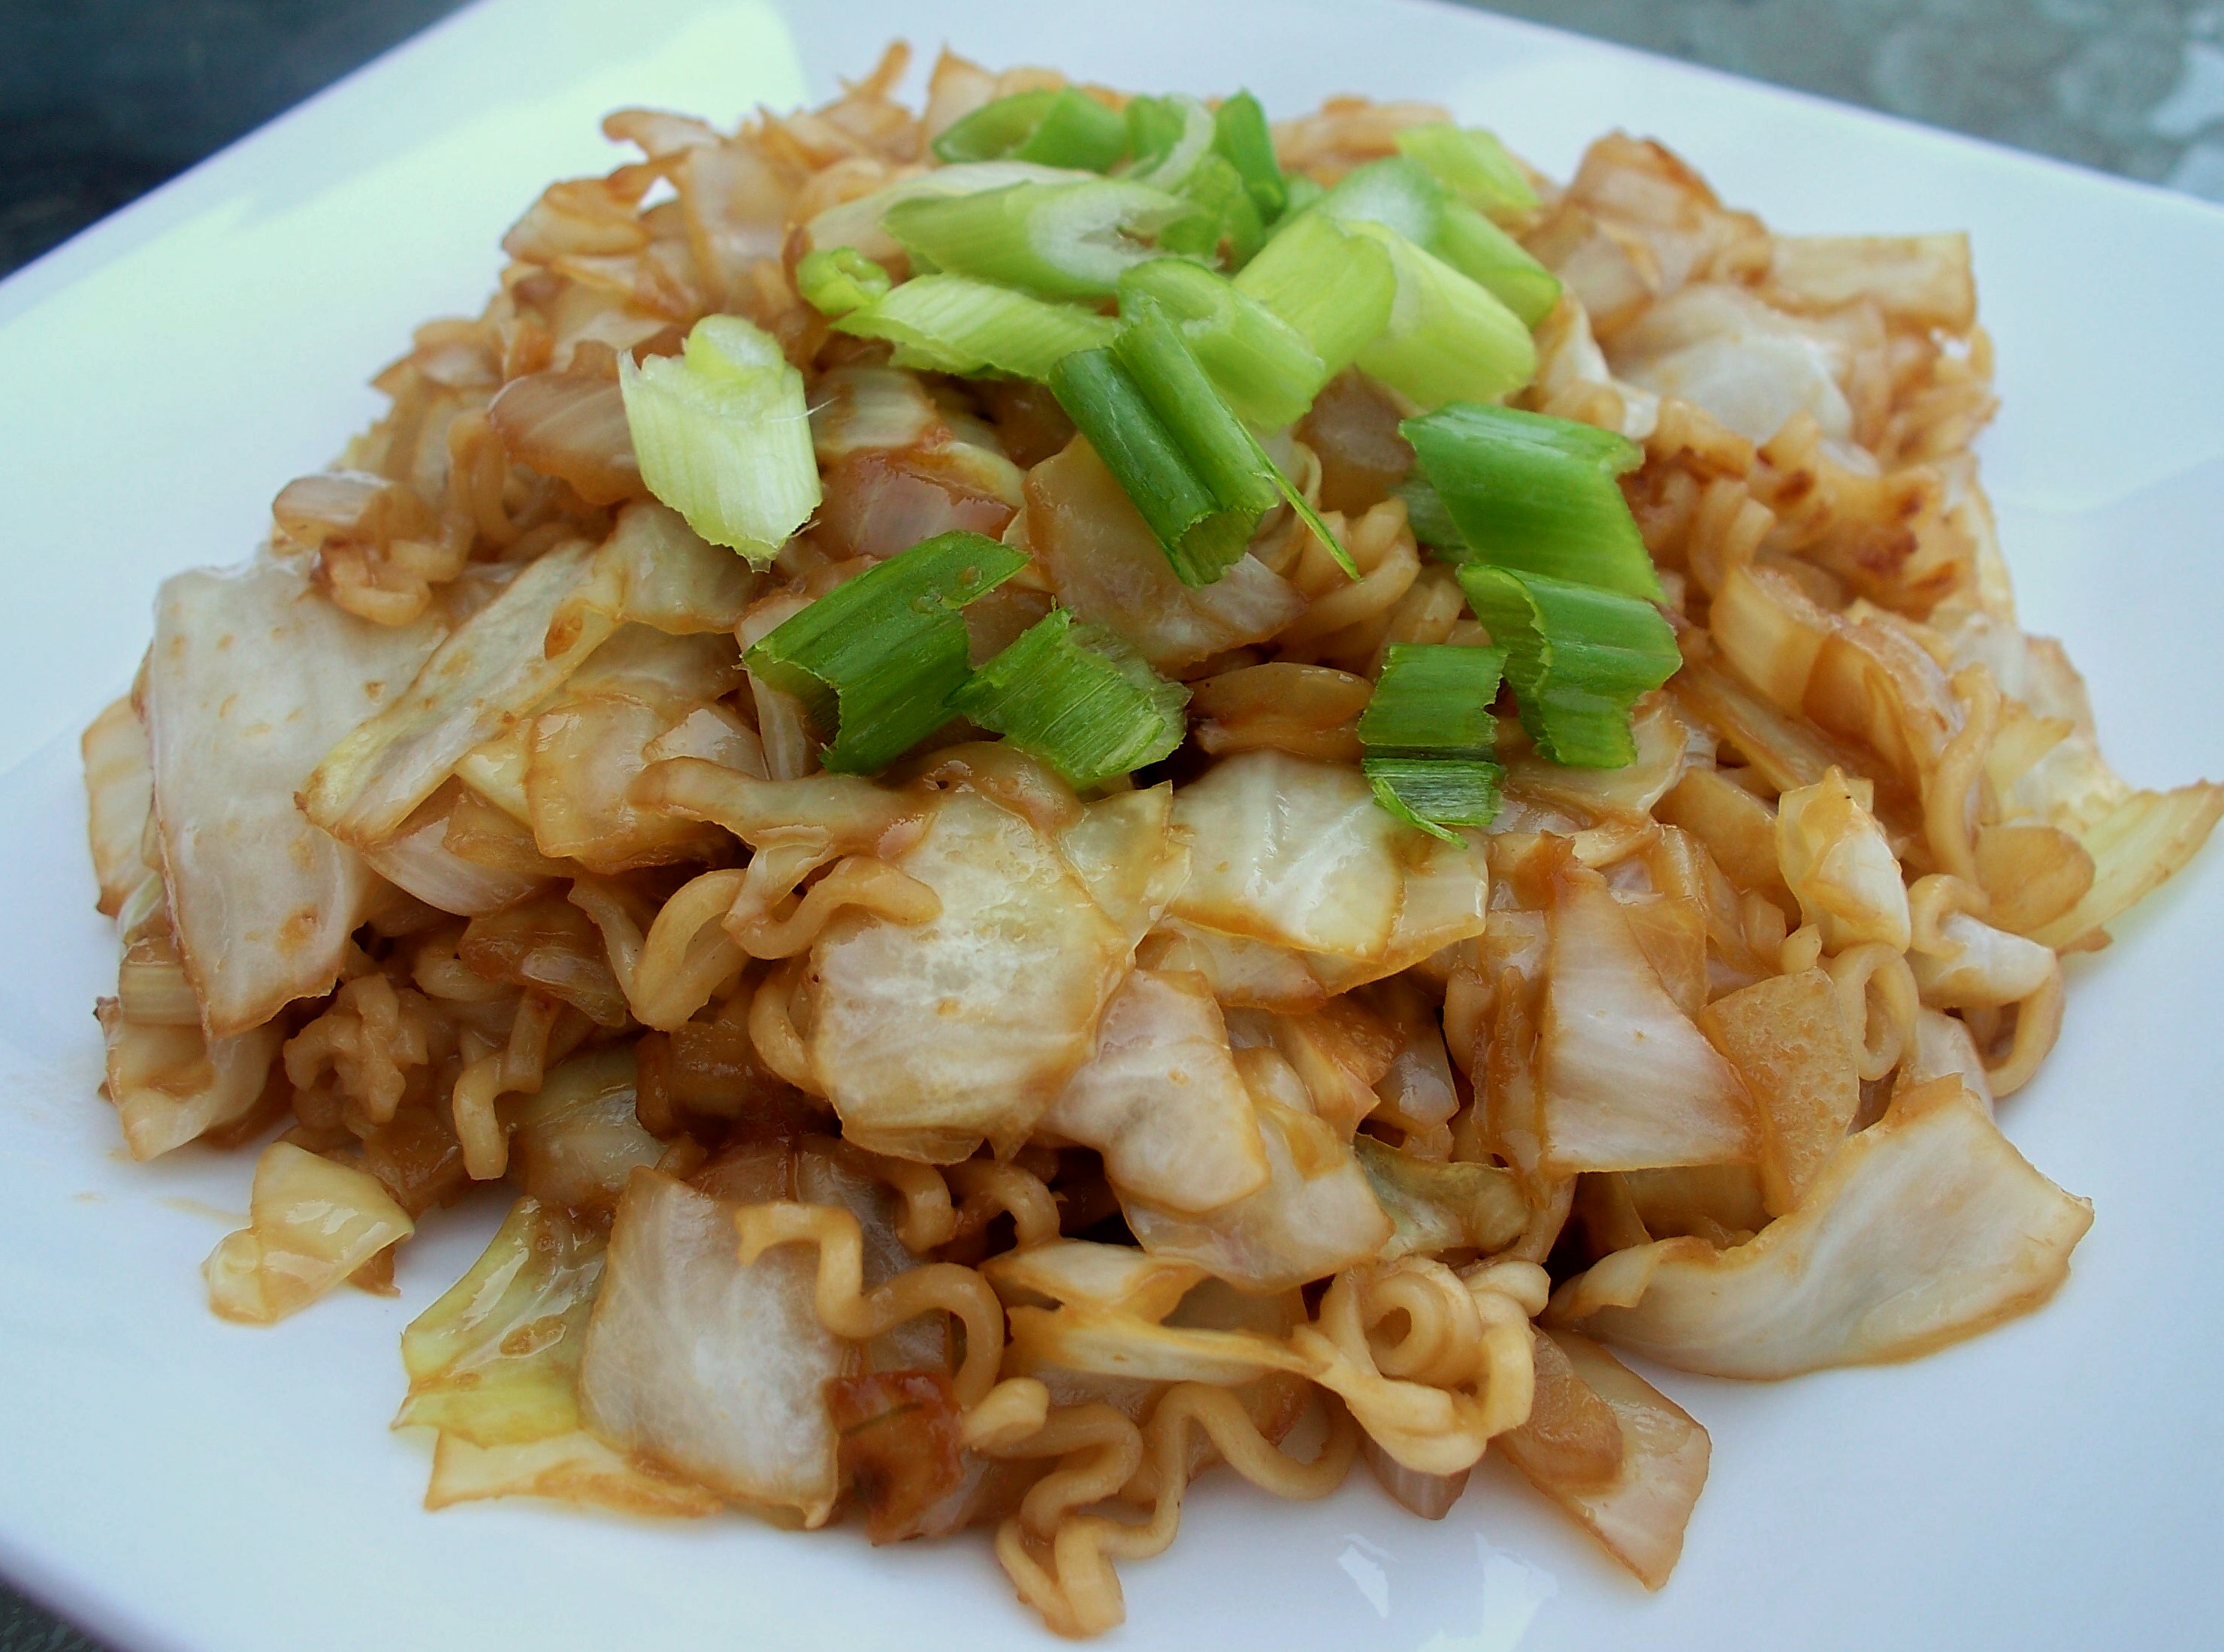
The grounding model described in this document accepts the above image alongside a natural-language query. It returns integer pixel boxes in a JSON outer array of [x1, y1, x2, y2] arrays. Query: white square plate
[[2, 2, 2219, 1648]]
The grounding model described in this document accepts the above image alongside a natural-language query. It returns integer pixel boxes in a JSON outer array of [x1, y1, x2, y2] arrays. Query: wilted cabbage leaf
[[1609, 283, 1854, 445], [98, 1004, 281, 1162], [578, 1168, 845, 1523], [1696, 968, 1858, 1216], [1497, 1330, 1710, 1590], [425, 1428, 721, 1517], [1538, 870, 1756, 1175], [1039, 968, 1268, 1214], [1351, 1134, 1525, 1258], [508, 1048, 664, 1219], [1551, 1077, 2092, 1377], [204, 1142, 416, 1324], [82, 696, 153, 918], [1055, 782, 1189, 951], [397, 1197, 606, 1444], [808, 788, 1129, 1162], [304, 539, 610, 848], [1124, 1101, 1392, 1291], [1172, 750, 1410, 961], [1775, 769, 1910, 953], [146, 559, 443, 1034]]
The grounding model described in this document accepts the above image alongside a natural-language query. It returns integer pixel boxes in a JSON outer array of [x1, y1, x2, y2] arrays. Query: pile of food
[[82, 41, 2220, 1635]]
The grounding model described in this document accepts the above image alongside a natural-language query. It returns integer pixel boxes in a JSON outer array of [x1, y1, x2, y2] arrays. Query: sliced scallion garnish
[[795, 246, 893, 319], [1124, 95, 1217, 189], [1049, 347, 1248, 584], [1363, 757, 1506, 840], [744, 531, 1027, 773], [932, 87, 1129, 171], [1050, 301, 1351, 585], [1316, 155, 1558, 330], [1356, 642, 1509, 838], [834, 273, 1116, 381], [881, 179, 1182, 299], [1159, 151, 1266, 268], [1392, 473, 1468, 557], [1117, 258, 1325, 427], [1357, 641, 1508, 758], [1320, 156, 1445, 247], [1211, 92, 1288, 222], [1433, 202, 1561, 328], [1348, 222, 1536, 410], [618, 315, 818, 566], [1112, 299, 1281, 524], [1233, 209, 1398, 378], [952, 607, 1190, 787], [1392, 122, 1540, 222], [1401, 403, 1657, 598], [1456, 565, 1680, 769]]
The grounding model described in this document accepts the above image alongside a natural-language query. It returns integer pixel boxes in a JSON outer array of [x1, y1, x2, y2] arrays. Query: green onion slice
[[1431, 202, 1561, 328], [1052, 302, 1352, 585], [744, 531, 1027, 773], [1356, 641, 1509, 838], [1117, 258, 1325, 429], [1159, 152, 1267, 269], [619, 315, 818, 566], [1114, 300, 1349, 578], [1211, 92, 1288, 222], [1457, 565, 1680, 769], [1402, 402, 1657, 598], [1358, 642, 1508, 758], [933, 87, 1129, 171], [1050, 348, 1244, 584], [1393, 473, 1468, 557], [1278, 174, 1327, 222], [835, 273, 1116, 381], [795, 246, 893, 319], [1363, 757, 1506, 841], [1349, 222, 1536, 411], [952, 607, 1190, 787], [1234, 209, 1398, 378], [1320, 156, 1446, 247], [1124, 95, 1217, 189], [1316, 156, 1558, 330], [1392, 123, 1541, 222], [882, 179, 1183, 300]]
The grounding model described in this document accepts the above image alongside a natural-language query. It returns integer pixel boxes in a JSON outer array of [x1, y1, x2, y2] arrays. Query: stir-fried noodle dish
[[81, 43, 2222, 1633]]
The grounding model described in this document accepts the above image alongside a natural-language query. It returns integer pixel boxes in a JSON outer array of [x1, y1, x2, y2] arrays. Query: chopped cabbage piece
[[425, 1429, 721, 1517], [808, 788, 1129, 1162], [1551, 1077, 2092, 1376], [1539, 870, 1756, 1175], [1039, 968, 1268, 1214], [81, 696, 153, 918], [397, 1197, 605, 1444], [1696, 968, 1859, 1216], [304, 539, 610, 848], [98, 1005, 281, 1161], [147, 559, 443, 1034], [1124, 1101, 1391, 1291], [1171, 750, 1410, 961], [1498, 1330, 1710, 1590], [204, 1143, 415, 1324], [1775, 769, 1911, 953], [578, 1168, 845, 1522], [508, 1048, 664, 1218]]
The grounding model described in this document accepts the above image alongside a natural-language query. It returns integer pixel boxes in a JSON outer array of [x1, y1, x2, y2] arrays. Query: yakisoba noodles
[[81, 41, 2222, 1633]]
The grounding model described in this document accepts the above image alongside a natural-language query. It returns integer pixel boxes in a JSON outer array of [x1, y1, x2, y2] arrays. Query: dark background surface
[[4, 0, 2219, 1646]]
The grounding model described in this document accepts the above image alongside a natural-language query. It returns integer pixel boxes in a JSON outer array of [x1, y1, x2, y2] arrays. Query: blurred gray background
[[2, 0, 2219, 1644]]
